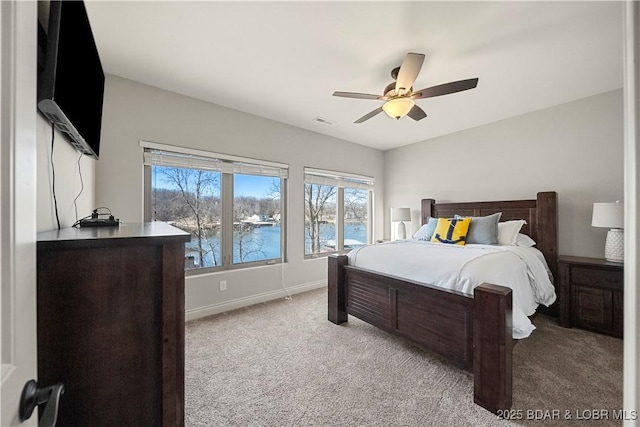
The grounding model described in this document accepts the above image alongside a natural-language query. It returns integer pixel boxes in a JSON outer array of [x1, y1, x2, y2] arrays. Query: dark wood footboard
[[327, 254, 513, 413]]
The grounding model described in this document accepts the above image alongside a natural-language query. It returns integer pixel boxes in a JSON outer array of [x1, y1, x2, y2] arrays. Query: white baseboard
[[185, 280, 326, 322]]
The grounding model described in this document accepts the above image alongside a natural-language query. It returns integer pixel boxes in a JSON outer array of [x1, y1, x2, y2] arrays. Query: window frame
[[303, 167, 374, 259], [142, 141, 288, 275]]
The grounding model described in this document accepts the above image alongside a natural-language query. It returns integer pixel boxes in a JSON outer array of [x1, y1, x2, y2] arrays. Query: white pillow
[[497, 220, 527, 245], [515, 233, 536, 247]]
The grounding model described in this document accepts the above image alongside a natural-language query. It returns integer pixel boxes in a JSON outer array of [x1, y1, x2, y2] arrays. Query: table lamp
[[591, 201, 624, 262], [391, 207, 411, 240]]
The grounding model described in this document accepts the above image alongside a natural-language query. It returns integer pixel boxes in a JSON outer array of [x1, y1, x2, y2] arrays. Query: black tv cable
[[51, 123, 61, 230]]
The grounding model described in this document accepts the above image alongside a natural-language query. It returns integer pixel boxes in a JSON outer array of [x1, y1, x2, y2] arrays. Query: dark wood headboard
[[421, 192, 558, 280]]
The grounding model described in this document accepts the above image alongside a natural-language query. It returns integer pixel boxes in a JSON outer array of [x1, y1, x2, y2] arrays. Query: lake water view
[[186, 223, 367, 268]]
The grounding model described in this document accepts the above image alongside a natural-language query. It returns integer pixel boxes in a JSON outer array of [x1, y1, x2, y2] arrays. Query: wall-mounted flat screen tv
[[38, 0, 104, 159]]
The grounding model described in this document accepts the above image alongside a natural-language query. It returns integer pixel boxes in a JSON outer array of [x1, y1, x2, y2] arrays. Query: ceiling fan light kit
[[382, 98, 415, 119], [333, 52, 479, 124]]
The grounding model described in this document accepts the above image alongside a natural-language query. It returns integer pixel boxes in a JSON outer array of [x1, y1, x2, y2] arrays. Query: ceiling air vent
[[313, 117, 335, 126]]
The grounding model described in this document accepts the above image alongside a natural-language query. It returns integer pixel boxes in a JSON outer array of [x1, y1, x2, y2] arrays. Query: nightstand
[[557, 255, 623, 338]]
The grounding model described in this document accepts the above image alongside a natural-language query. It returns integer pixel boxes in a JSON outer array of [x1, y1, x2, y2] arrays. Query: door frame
[[1, 0, 39, 425], [624, 1, 640, 421]]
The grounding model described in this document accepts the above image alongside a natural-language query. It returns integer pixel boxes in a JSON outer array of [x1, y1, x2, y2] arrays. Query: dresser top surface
[[37, 222, 191, 248], [558, 255, 624, 269]]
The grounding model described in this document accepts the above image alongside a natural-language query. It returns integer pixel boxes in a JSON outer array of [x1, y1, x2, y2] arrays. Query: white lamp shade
[[592, 202, 624, 229], [391, 207, 411, 222]]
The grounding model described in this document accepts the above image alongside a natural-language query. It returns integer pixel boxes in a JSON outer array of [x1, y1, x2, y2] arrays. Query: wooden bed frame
[[328, 191, 557, 413]]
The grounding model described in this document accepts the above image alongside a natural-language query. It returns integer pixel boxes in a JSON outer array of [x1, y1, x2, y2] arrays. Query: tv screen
[[38, 0, 104, 159]]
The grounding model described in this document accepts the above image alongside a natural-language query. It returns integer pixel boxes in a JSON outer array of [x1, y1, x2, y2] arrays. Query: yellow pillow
[[431, 217, 471, 245]]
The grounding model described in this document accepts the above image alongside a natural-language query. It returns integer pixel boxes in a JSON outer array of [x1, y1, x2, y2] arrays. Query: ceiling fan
[[333, 53, 479, 124]]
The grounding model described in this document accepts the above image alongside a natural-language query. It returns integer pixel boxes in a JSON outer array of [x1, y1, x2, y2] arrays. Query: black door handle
[[19, 379, 65, 427]]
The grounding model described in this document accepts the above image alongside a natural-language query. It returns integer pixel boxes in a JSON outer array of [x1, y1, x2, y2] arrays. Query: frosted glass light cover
[[383, 98, 414, 119]]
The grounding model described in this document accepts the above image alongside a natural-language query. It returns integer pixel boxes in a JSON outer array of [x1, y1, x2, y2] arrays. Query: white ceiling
[[84, 1, 623, 151]]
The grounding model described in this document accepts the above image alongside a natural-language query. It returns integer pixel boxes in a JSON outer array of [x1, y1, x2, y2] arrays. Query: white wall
[[96, 75, 385, 317], [384, 89, 624, 258], [36, 115, 96, 232]]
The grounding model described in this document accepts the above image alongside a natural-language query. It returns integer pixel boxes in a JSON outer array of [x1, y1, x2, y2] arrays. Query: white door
[[1, 1, 39, 425]]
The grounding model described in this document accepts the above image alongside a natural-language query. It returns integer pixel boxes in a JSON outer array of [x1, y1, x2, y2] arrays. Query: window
[[343, 188, 369, 250], [233, 174, 281, 264], [143, 142, 287, 274], [304, 168, 374, 257], [304, 183, 337, 255]]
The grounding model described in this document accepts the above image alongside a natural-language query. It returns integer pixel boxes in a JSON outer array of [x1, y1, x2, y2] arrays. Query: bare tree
[[234, 223, 266, 262], [305, 184, 336, 253], [204, 239, 220, 267], [233, 199, 267, 262], [156, 166, 220, 268], [267, 179, 283, 223], [344, 188, 368, 226]]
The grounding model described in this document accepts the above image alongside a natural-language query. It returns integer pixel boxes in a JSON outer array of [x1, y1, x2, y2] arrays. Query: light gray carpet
[[185, 288, 622, 426]]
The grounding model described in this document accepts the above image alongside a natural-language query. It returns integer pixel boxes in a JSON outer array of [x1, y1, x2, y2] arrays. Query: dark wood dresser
[[36, 222, 190, 426], [557, 255, 623, 338]]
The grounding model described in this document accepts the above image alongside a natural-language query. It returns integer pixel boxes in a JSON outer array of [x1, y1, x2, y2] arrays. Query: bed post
[[473, 283, 513, 413], [328, 254, 348, 324], [536, 191, 558, 280], [421, 199, 436, 225]]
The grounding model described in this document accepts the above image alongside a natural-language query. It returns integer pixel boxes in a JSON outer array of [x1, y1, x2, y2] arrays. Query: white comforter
[[347, 240, 557, 339]]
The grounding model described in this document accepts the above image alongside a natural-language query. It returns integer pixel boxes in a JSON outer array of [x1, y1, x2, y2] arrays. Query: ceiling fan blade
[[412, 78, 479, 99], [395, 53, 425, 95], [354, 107, 384, 124], [407, 105, 427, 121], [333, 91, 384, 100]]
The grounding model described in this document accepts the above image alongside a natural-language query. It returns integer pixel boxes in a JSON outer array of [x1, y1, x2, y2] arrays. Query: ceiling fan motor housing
[[383, 82, 412, 98], [384, 82, 396, 97], [391, 66, 400, 80]]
